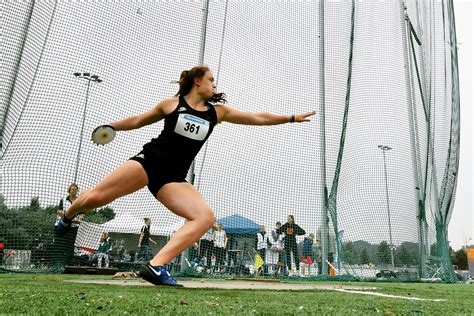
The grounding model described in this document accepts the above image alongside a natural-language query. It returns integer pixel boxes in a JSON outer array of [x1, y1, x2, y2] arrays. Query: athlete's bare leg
[[64, 160, 148, 220], [149, 182, 215, 266]]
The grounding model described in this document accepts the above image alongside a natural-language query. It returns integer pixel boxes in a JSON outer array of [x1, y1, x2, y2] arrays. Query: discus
[[91, 125, 116, 145]]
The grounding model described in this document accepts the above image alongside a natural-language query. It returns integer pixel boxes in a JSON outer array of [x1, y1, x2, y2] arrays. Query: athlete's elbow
[[135, 116, 148, 129]]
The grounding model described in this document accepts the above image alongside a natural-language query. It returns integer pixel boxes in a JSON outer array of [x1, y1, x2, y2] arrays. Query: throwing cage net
[[0, 0, 460, 282]]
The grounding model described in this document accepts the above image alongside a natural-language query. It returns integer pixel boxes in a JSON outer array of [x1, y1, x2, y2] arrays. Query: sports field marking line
[[333, 289, 447, 302]]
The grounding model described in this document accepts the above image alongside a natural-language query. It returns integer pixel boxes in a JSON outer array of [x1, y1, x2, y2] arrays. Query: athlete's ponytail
[[175, 65, 227, 104]]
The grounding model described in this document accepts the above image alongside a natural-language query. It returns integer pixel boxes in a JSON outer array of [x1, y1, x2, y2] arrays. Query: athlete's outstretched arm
[[110, 99, 174, 131], [216, 104, 315, 125]]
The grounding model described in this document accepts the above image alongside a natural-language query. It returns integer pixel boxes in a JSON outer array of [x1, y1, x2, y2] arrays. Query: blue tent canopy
[[216, 214, 259, 234]]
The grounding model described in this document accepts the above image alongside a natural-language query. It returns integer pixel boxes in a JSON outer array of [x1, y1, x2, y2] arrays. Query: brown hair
[[100, 232, 108, 242], [175, 65, 227, 104], [67, 183, 78, 194]]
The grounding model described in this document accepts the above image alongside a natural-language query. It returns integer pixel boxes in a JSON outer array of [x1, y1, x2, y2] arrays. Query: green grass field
[[0, 274, 472, 315]]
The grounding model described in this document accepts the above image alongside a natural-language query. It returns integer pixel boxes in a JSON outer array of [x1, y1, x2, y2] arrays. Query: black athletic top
[[276, 223, 306, 245], [143, 96, 218, 175]]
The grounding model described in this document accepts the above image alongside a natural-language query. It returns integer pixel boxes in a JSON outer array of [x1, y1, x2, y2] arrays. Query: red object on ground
[[80, 246, 97, 253]]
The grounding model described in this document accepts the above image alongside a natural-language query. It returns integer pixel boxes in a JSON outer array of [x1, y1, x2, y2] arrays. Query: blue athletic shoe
[[55, 216, 71, 237], [139, 263, 183, 287]]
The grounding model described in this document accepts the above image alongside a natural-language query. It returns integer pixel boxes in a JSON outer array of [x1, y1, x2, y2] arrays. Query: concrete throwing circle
[[66, 279, 447, 301], [66, 278, 377, 291]]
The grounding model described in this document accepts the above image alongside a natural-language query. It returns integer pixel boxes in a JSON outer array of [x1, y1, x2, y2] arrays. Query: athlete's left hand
[[295, 111, 316, 122]]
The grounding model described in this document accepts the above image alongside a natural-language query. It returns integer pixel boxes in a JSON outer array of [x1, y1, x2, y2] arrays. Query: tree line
[[0, 195, 115, 250], [340, 239, 468, 269]]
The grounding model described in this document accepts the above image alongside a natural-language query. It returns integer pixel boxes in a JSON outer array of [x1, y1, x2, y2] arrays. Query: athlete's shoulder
[[213, 103, 232, 123], [159, 97, 179, 108], [156, 97, 180, 115]]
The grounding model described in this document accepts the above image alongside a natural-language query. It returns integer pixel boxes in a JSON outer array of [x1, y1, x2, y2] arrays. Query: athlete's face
[[196, 71, 216, 99]]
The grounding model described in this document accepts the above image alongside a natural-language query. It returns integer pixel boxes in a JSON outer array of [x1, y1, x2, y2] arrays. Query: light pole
[[378, 144, 395, 270], [73, 72, 102, 183]]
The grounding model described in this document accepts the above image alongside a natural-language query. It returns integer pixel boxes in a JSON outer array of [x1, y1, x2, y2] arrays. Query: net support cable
[[328, 0, 355, 276], [318, 0, 329, 276], [0, 0, 58, 159], [0, 1, 35, 154], [400, 0, 428, 278]]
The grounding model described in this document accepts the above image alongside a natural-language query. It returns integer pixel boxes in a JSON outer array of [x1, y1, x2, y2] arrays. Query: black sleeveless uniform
[[130, 96, 218, 196]]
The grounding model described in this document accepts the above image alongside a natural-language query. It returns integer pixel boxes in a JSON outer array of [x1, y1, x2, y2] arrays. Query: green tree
[[377, 241, 391, 264], [399, 242, 420, 266], [359, 248, 371, 265], [341, 241, 358, 265], [0, 196, 114, 251], [452, 248, 468, 270], [29, 197, 40, 212], [0, 194, 7, 212], [395, 244, 414, 266]]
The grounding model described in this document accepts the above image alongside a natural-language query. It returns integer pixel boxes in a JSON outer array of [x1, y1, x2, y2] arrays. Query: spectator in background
[[255, 225, 269, 275], [55, 183, 83, 230], [138, 218, 157, 261], [301, 233, 314, 276], [31, 235, 44, 268], [277, 215, 305, 275], [315, 238, 322, 275], [212, 224, 227, 273], [316, 224, 336, 275], [199, 226, 215, 271], [54, 183, 83, 266], [226, 235, 239, 268], [97, 232, 111, 268], [188, 242, 201, 267], [269, 221, 286, 276]]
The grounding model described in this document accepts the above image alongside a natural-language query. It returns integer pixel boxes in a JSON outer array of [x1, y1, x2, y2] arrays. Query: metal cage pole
[[319, 0, 329, 276], [189, 0, 210, 187], [181, 0, 211, 273]]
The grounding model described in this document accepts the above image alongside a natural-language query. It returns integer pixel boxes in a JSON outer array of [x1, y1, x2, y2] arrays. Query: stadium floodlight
[[378, 144, 395, 270], [73, 72, 103, 183], [378, 145, 392, 151], [73, 73, 102, 82]]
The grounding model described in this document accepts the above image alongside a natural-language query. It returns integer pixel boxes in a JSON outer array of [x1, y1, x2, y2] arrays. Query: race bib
[[174, 114, 210, 141]]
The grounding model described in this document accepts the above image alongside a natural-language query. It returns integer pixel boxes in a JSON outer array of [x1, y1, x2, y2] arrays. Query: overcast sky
[[448, 0, 473, 250]]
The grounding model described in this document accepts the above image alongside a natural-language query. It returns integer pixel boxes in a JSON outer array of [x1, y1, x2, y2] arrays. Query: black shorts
[[129, 150, 187, 197]]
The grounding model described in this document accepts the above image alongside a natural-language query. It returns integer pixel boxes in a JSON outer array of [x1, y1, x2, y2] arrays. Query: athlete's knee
[[199, 208, 215, 229], [82, 189, 111, 208]]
